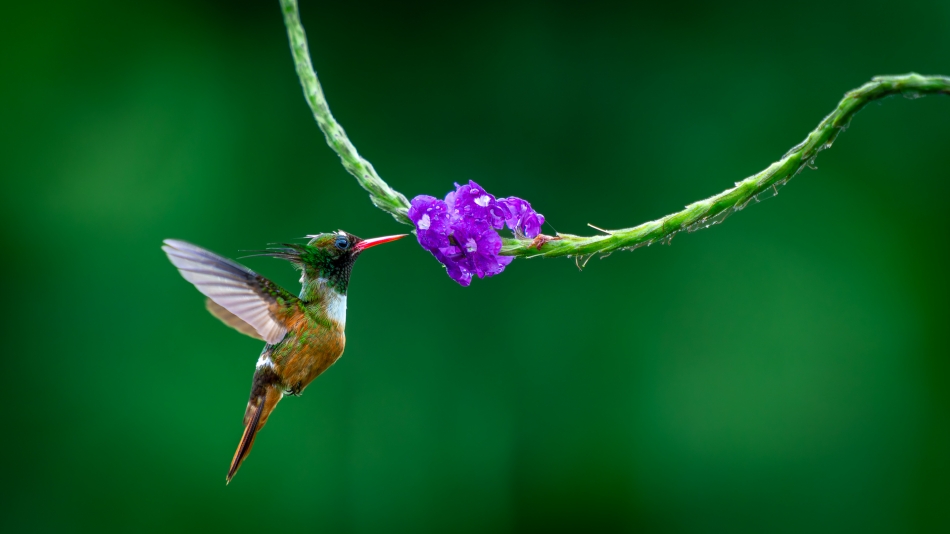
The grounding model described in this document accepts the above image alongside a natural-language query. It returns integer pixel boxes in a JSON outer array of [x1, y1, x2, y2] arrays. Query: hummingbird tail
[[226, 386, 282, 484]]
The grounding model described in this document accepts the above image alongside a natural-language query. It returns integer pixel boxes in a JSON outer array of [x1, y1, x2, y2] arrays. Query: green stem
[[279, 1, 948, 261], [502, 73, 950, 262], [280, 0, 411, 224]]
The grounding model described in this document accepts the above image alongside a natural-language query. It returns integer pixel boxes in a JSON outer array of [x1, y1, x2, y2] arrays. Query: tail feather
[[226, 387, 282, 484]]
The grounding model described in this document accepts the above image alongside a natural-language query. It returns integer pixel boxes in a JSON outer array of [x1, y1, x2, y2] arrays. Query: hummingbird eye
[[334, 236, 350, 251]]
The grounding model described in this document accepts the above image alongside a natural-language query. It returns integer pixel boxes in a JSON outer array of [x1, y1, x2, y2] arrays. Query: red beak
[[353, 234, 407, 252]]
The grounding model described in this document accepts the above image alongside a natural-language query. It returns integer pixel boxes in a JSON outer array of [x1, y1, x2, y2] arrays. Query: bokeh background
[[2, 0, 948, 532]]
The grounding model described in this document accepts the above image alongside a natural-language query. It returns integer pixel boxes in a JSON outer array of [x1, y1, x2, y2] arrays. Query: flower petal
[[411, 185, 543, 285]]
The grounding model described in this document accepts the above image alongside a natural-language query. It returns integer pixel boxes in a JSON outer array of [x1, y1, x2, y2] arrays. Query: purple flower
[[409, 181, 544, 286], [432, 247, 472, 287], [454, 219, 513, 278], [498, 197, 545, 238], [451, 181, 509, 230], [408, 195, 451, 249]]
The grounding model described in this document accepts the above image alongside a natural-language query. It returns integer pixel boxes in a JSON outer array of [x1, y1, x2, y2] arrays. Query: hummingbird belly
[[272, 316, 346, 395]]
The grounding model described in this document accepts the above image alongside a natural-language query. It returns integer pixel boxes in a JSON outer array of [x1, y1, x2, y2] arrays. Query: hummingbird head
[[265, 231, 406, 295]]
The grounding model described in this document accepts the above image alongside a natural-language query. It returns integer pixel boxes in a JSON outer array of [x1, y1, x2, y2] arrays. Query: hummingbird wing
[[205, 299, 265, 341], [162, 239, 299, 344]]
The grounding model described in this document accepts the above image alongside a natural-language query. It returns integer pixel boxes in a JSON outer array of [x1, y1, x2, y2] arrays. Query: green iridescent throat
[[284, 235, 355, 300]]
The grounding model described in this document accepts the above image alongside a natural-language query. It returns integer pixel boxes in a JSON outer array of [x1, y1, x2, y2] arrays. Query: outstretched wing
[[205, 299, 264, 341], [162, 239, 299, 344]]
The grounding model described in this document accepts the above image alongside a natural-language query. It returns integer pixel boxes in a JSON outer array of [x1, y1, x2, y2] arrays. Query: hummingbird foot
[[528, 233, 561, 251]]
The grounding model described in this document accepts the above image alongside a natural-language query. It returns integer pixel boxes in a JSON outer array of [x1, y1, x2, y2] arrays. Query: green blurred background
[[2, 0, 948, 532]]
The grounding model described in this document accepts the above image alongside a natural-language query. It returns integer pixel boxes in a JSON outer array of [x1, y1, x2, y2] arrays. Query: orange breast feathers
[[275, 311, 346, 394]]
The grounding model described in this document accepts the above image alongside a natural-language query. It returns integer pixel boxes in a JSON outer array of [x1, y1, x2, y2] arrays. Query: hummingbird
[[161, 231, 406, 483]]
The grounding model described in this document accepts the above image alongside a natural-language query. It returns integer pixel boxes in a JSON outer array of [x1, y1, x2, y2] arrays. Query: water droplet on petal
[[418, 214, 431, 230]]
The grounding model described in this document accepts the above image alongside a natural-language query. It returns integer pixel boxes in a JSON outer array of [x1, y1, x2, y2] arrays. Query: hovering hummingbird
[[162, 231, 406, 483]]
